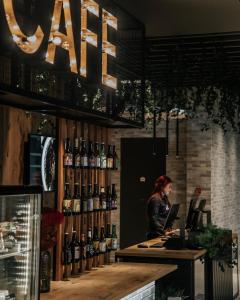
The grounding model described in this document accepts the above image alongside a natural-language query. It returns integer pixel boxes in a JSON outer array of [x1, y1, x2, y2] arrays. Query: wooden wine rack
[[56, 118, 113, 281]]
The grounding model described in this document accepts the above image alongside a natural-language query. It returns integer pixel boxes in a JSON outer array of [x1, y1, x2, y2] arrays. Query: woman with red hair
[[147, 175, 173, 239]]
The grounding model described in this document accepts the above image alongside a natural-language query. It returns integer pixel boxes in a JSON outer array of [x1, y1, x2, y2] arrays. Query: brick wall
[[211, 125, 240, 233], [111, 117, 240, 248]]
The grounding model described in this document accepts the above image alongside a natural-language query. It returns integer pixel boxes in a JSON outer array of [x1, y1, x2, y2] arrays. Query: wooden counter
[[41, 262, 177, 300], [116, 238, 207, 260]]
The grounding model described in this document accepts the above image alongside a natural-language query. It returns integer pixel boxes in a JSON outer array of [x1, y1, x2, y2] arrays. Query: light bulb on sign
[[53, 36, 62, 45], [63, 1, 70, 8], [12, 34, 20, 42], [27, 35, 37, 43]]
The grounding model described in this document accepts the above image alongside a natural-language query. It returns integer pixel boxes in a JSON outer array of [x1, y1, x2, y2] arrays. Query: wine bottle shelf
[[56, 119, 119, 281]]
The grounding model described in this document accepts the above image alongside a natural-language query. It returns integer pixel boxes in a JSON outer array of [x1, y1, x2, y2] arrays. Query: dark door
[[120, 138, 166, 249]]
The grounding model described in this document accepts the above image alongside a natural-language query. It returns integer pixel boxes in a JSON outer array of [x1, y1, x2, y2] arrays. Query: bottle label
[[87, 198, 93, 212], [83, 201, 88, 213], [81, 245, 87, 259], [96, 157, 101, 168], [87, 244, 94, 257], [67, 249, 72, 264], [107, 158, 113, 169], [93, 241, 100, 254], [89, 157, 95, 168], [75, 246, 80, 260], [106, 238, 112, 250], [93, 197, 100, 210], [102, 201, 107, 210], [99, 241, 106, 253], [73, 199, 81, 213], [112, 238, 118, 250], [75, 156, 81, 168], [64, 154, 73, 167], [81, 156, 88, 167], [63, 200, 72, 211], [100, 157, 107, 169]]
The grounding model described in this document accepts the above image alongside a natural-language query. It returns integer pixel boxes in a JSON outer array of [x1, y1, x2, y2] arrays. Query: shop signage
[[3, 0, 118, 89]]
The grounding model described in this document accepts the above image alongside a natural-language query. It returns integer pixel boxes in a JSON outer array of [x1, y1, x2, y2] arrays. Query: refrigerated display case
[[0, 186, 42, 300]]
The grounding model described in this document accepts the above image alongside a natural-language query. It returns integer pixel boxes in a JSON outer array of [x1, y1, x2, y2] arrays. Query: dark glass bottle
[[106, 186, 111, 211], [80, 233, 87, 261], [112, 145, 119, 170], [87, 184, 93, 212], [63, 138, 73, 168], [86, 228, 94, 259], [93, 226, 100, 258], [62, 233, 72, 265], [111, 225, 118, 250], [95, 142, 101, 169], [88, 141, 95, 169], [80, 140, 88, 169], [100, 187, 107, 211], [111, 184, 118, 210], [70, 231, 81, 263], [93, 184, 100, 211], [106, 223, 112, 252], [106, 145, 113, 169], [100, 143, 107, 169], [62, 183, 72, 216], [74, 138, 81, 168], [99, 227, 106, 254], [81, 184, 88, 213], [73, 183, 81, 215]]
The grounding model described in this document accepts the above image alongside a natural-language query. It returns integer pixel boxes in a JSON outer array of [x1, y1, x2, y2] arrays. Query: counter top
[[115, 238, 207, 261], [40, 262, 177, 300]]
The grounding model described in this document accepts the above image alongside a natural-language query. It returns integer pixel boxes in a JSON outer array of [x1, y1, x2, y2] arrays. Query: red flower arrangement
[[41, 208, 64, 251]]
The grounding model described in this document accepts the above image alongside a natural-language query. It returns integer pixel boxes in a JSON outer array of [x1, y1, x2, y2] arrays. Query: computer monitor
[[186, 199, 206, 231], [185, 198, 198, 230], [163, 204, 180, 231]]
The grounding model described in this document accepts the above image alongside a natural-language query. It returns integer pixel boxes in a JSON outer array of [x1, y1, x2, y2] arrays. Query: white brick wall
[[121, 282, 155, 300]]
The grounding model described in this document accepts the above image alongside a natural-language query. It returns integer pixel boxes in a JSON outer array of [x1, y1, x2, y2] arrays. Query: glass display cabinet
[[0, 186, 42, 300]]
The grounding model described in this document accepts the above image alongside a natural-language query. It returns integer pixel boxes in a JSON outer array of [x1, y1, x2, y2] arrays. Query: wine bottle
[[93, 184, 100, 211], [111, 225, 118, 250], [63, 138, 73, 168], [100, 187, 107, 211], [63, 183, 72, 216], [111, 184, 118, 210], [62, 233, 72, 265], [73, 183, 81, 215], [100, 143, 107, 169], [74, 138, 81, 168], [95, 142, 101, 169], [106, 223, 112, 252], [106, 186, 111, 211], [112, 145, 119, 170], [106, 145, 114, 169], [70, 231, 81, 263], [93, 226, 100, 259], [99, 227, 107, 254], [81, 184, 88, 213], [80, 233, 87, 261], [87, 184, 94, 212], [86, 228, 94, 259], [88, 141, 95, 169], [80, 140, 88, 169]]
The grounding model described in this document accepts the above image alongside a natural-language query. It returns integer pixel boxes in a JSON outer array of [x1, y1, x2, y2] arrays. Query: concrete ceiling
[[115, 0, 240, 37]]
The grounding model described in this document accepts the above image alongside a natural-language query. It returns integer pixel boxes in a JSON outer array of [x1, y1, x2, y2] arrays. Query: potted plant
[[195, 224, 236, 271], [40, 208, 64, 293]]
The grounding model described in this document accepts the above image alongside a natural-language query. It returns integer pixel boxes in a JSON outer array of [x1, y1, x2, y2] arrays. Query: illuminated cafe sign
[[3, 0, 118, 89]]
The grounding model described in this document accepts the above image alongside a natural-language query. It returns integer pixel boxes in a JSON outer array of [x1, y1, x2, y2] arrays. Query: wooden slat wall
[[56, 118, 113, 280]]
